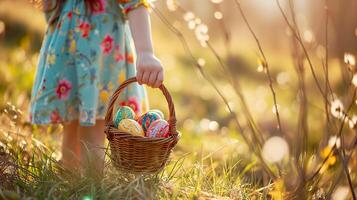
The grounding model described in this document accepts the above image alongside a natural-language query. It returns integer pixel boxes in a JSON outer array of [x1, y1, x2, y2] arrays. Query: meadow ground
[[0, 0, 356, 199]]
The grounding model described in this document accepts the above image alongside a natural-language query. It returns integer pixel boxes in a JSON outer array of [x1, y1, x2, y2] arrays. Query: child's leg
[[78, 120, 106, 175], [62, 120, 81, 170]]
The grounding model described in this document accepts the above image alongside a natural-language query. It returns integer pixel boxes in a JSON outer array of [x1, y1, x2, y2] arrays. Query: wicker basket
[[104, 77, 179, 173]]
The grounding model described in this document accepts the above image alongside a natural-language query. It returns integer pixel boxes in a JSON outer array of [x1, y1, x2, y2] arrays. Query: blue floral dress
[[30, 0, 150, 126]]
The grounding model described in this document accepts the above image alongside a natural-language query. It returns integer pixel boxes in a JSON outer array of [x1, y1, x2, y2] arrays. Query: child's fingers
[[153, 71, 163, 88], [136, 68, 144, 85], [142, 71, 150, 85], [148, 71, 157, 87]]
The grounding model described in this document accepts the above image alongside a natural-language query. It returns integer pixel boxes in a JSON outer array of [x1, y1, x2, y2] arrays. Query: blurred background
[[0, 0, 356, 199], [1, 0, 355, 143]]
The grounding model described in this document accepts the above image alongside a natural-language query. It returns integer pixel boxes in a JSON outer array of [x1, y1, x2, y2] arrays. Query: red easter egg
[[146, 119, 170, 138]]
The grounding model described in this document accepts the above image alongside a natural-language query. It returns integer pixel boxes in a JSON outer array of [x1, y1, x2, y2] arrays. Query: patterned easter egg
[[113, 106, 135, 128], [146, 119, 170, 138], [118, 119, 144, 136], [137, 111, 161, 132], [150, 109, 164, 119]]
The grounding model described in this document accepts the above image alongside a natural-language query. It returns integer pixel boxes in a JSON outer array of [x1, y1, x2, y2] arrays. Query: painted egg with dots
[[146, 119, 170, 138], [113, 106, 135, 128], [150, 109, 164, 119], [118, 119, 144, 136], [137, 111, 161, 132]]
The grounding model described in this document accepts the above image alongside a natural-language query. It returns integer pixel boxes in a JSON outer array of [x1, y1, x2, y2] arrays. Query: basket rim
[[104, 77, 178, 138], [105, 125, 180, 143]]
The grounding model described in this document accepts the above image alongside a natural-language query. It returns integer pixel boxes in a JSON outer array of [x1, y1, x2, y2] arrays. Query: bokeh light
[[344, 53, 356, 66], [330, 99, 345, 119], [0, 20, 5, 35], [276, 72, 290, 86], [214, 11, 223, 20], [332, 186, 350, 200], [211, 0, 223, 4], [352, 74, 357, 87], [328, 136, 341, 149], [262, 136, 289, 163]]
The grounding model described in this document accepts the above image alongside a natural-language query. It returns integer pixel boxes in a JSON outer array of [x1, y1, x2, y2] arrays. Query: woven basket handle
[[104, 77, 177, 136]]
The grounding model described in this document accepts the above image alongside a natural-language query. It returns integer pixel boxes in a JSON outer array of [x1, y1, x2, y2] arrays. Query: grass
[[1, 1, 357, 199], [0, 103, 269, 199]]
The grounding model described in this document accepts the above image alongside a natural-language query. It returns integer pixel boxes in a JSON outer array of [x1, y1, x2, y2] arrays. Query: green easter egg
[[113, 106, 135, 128]]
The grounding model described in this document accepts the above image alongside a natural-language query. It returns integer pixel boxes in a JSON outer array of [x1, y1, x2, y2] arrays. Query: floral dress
[[30, 0, 150, 126]]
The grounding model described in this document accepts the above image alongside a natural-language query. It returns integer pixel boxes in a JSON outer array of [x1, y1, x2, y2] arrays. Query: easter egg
[[118, 119, 144, 136], [150, 109, 164, 119], [146, 119, 170, 138], [137, 111, 161, 132], [113, 106, 135, 128]]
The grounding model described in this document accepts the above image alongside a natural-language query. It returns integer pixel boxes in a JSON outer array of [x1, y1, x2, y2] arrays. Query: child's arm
[[127, 6, 164, 88]]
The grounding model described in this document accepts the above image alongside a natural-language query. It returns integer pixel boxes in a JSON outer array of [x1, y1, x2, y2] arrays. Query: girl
[[30, 0, 164, 172]]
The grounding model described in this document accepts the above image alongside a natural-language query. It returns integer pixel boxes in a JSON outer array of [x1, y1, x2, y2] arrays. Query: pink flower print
[[78, 22, 91, 38], [90, 0, 106, 14], [127, 97, 140, 114], [114, 45, 124, 62], [115, 53, 124, 62], [50, 109, 61, 123], [55, 79, 72, 100], [101, 34, 114, 55], [56, 21, 62, 29], [67, 11, 73, 19], [119, 97, 140, 114]]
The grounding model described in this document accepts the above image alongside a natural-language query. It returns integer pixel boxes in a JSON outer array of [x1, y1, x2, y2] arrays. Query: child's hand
[[136, 52, 164, 88]]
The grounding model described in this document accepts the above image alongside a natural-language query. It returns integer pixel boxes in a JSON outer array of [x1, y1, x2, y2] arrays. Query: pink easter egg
[[146, 119, 170, 138], [137, 111, 161, 132]]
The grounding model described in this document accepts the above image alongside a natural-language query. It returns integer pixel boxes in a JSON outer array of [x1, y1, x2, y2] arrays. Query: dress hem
[[30, 117, 106, 127]]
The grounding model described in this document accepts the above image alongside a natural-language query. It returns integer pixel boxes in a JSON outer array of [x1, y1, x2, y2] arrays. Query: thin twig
[[276, 0, 325, 99], [337, 149, 356, 199], [324, 0, 331, 125], [287, 0, 308, 184], [308, 90, 356, 181], [327, 137, 357, 198], [177, 3, 266, 147], [152, 6, 277, 179], [234, 0, 283, 136], [206, 41, 265, 146]]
